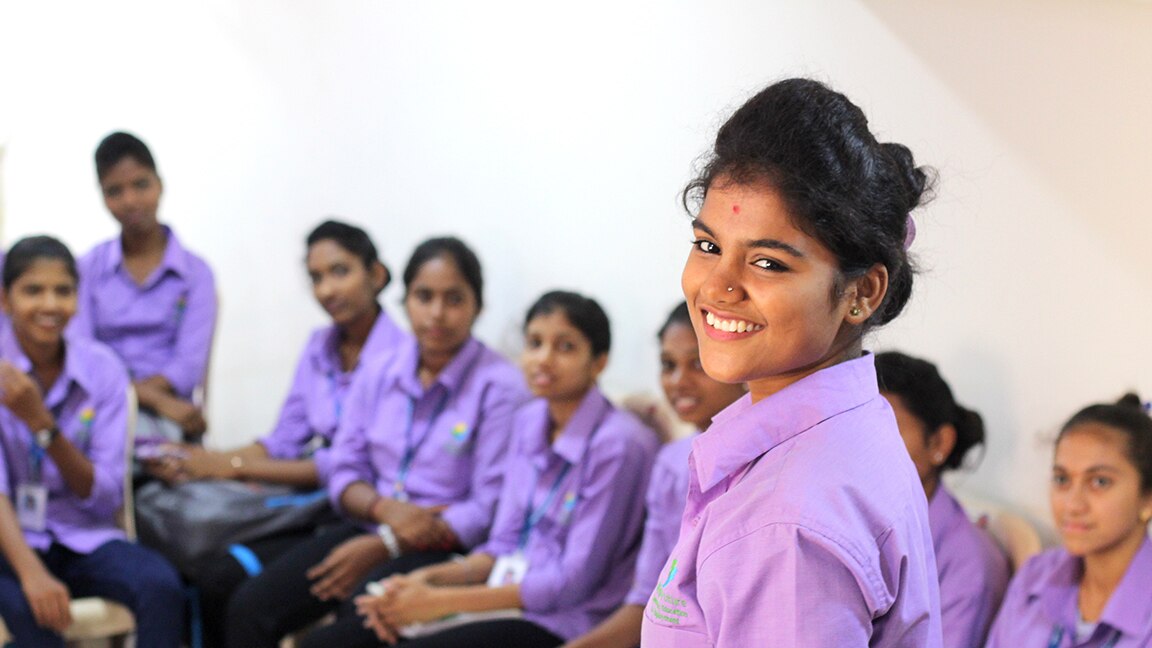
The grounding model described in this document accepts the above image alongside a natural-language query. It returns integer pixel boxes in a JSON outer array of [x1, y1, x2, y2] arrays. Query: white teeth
[[703, 310, 763, 333]]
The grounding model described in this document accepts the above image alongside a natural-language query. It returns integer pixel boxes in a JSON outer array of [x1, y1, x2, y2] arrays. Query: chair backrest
[[119, 385, 138, 540]]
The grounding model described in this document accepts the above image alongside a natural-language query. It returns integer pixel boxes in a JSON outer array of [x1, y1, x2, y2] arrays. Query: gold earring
[[849, 305, 862, 317], [1141, 510, 1152, 524]]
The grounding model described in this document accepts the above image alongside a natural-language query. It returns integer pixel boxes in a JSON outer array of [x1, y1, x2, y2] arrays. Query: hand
[[306, 535, 389, 601], [142, 455, 188, 484], [377, 501, 456, 552], [367, 575, 448, 628], [154, 397, 207, 439], [179, 446, 236, 480], [355, 591, 401, 645], [20, 569, 72, 633], [0, 362, 53, 431]]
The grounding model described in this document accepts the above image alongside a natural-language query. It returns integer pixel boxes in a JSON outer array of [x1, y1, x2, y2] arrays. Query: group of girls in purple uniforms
[[1, 78, 1151, 648]]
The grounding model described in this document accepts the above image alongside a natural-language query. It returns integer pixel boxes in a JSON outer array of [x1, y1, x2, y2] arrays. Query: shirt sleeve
[[518, 434, 652, 614], [326, 370, 378, 513], [696, 524, 873, 647], [75, 360, 129, 519], [983, 558, 1036, 648], [937, 545, 1000, 648], [160, 261, 217, 397], [626, 454, 683, 605], [438, 382, 518, 549], [257, 347, 314, 461]]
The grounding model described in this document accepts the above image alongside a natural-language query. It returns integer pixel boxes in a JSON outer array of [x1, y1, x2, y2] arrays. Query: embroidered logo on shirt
[[559, 491, 578, 524], [174, 293, 188, 324], [442, 422, 471, 455], [649, 558, 690, 625], [76, 407, 96, 447]]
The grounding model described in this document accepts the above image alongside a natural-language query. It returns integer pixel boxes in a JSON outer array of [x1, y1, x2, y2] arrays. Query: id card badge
[[16, 483, 48, 532], [487, 552, 530, 587]]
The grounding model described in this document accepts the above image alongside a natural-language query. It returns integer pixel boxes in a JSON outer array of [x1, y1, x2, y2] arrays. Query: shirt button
[[691, 516, 700, 527]]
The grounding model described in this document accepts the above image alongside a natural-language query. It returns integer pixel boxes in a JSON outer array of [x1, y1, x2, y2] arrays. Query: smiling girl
[[0, 236, 183, 646], [986, 395, 1152, 647], [71, 132, 217, 444], [226, 237, 526, 648], [640, 78, 941, 646]]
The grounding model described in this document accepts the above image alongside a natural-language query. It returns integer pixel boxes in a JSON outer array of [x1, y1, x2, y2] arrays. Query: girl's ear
[[590, 353, 609, 380], [371, 261, 389, 294], [844, 263, 889, 325], [928, 424, 958, 467]]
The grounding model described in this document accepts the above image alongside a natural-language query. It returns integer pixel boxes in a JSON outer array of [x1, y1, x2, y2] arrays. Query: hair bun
[[880, 142, 932, 214], [1116, 392, 1147, 412]]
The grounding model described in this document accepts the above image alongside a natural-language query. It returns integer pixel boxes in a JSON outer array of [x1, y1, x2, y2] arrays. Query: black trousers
[[186, 528, 316, 647], [400, 620, 564, 648], [225, 522, 451, 648]]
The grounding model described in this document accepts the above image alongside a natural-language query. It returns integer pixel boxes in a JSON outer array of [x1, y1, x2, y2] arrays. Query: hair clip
[[903, 215, 916, 251], [1143, 401, 1151, 414]]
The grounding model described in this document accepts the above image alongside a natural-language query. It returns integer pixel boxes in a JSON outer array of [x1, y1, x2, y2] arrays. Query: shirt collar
[[103, 225, 191, 282], [1, 327, 92, 408], [313, 308, 407, 376], [1098, 536, 1152, 636], [548, 385, 613, 465], [691, 353, 879, 493], [392, 336, 483, 399]]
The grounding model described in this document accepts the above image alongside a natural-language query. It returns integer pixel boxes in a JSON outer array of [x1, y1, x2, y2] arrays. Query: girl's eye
[[525, 336, 542, 349], [559, 341, 576, 352], [660, 359, 675, 374], [1051, 473, 1069, 488], [104, 186, 122, 199], [446, 292, 464, 306], [330, 265, 349, 277], [133, 179, 151, 190], [1090, 476, 1113, 489], [692, 239, 719, 254], [753, 258, 788, 272]]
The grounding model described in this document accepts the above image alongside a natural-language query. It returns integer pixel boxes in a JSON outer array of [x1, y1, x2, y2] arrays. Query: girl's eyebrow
[[693, 219, 805, 258]]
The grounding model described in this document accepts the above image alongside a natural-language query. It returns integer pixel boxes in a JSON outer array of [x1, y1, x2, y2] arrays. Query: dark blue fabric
[[0, 539, 184, 647]]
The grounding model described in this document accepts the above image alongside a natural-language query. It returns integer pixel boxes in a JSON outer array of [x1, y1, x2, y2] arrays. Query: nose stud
[[726, 286, 733, 292]]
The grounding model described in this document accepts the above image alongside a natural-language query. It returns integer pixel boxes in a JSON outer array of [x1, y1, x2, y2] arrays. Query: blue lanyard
[[1048, 625, 1122, 648], [518, 462, 573, 551], [392, 390, 450, 501], [28, 444, 46, 483]]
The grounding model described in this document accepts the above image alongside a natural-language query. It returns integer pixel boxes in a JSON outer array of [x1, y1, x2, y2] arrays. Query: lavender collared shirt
[[0, 328, 129, 554], [477, 386, 659, 640], [929, 485, 1010, 648], [327, 336, 527, 549], [625, 434, 695, 606], [986, 537, 1152, 647], [257, 310, 407, 485], [71, 226, 217, 398], [641, 354, 942, 647]]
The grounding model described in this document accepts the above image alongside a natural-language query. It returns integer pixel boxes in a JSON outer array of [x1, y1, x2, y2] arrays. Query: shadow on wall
[[862, 0, 1152, 276]]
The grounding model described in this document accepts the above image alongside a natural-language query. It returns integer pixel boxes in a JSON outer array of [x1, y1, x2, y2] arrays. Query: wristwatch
[[34, 426, 60, 449]]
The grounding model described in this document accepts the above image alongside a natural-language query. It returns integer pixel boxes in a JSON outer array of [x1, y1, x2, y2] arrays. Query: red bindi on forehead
[[732, 204, 741, 215]]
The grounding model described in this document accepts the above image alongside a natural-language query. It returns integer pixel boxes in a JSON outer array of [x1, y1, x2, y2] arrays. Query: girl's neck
[[337, 306, 380, 372], [1078, 531, 1145, 621], [748, 339, 862, 403], [120, 223, 167, 257], [417, 342, 465, 388], [546, 391, 589, 443], [19, 336, 65, 390]]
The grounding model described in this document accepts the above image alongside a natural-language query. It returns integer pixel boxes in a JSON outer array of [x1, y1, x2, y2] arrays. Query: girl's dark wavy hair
[[683, 78, 935, 328]]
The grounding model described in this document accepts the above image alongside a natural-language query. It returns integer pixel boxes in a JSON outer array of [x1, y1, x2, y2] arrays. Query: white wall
[[1, 0, 1149, 538]]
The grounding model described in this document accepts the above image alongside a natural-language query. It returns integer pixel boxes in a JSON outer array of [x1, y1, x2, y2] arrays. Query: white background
[[1, 0, 1150, 539]]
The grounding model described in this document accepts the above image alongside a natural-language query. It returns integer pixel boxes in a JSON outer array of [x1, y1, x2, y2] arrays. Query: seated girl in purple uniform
[[225, 237, 527, 648], [874, 351, 1009, 648], [560, 302, 744, 648], [986, 394, 1152, 647], [70, 132, 217, 443], [343, 290, 657, 648], [640, 78, 942, 646], [141, 219, 403, 646], [0, 236, 184, 646]]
